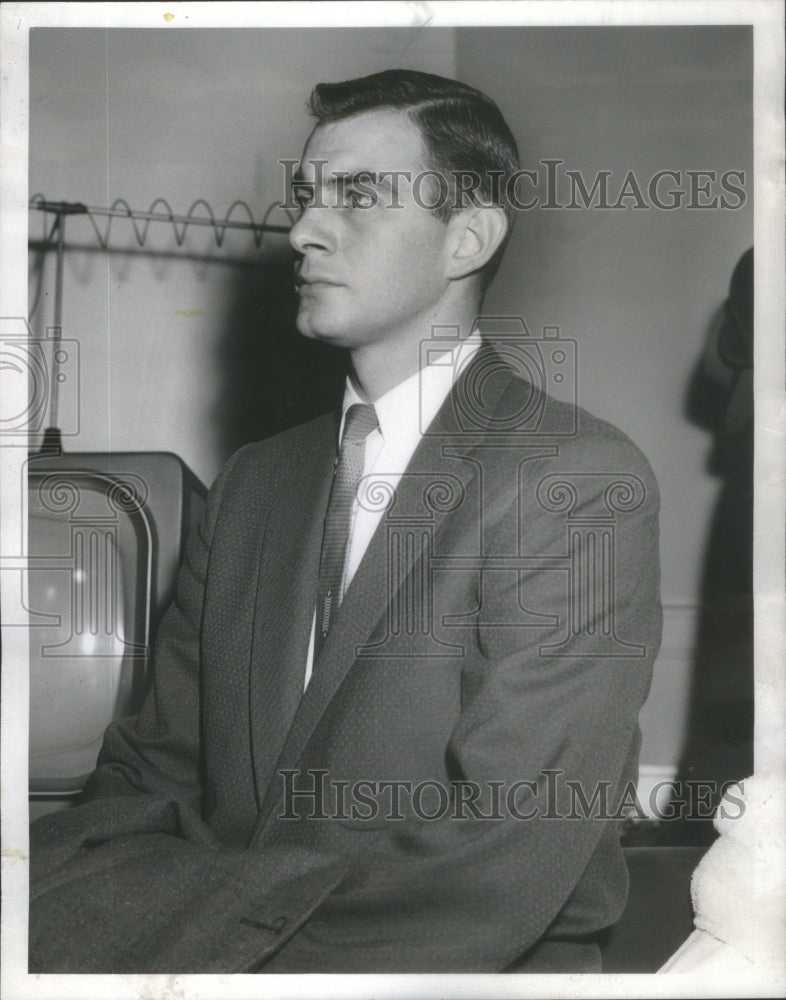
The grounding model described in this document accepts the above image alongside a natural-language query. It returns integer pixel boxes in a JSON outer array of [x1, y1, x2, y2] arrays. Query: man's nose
[[289, 205, 333, 256]]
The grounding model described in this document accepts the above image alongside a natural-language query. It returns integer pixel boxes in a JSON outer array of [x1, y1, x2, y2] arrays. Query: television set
[[27, 450, 205, 818]]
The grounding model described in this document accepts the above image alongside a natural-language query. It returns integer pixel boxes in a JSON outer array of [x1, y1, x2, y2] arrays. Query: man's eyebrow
[[344, 169, 393, 188], [291, 168, 396, 189]]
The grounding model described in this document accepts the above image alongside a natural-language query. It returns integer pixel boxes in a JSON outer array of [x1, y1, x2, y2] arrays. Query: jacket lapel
[[247, 413, 338, 807], [251, 344, 515, 832]]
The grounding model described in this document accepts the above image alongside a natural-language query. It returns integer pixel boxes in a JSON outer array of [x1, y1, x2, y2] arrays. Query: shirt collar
[[340, 331, 482, 446]]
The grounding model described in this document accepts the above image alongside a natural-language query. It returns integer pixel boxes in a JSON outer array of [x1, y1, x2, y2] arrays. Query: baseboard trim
[[637, 764, 679, 819]]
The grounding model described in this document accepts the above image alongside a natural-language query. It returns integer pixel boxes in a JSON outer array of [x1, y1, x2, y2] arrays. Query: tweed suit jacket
[[29, 344, 662, 973]]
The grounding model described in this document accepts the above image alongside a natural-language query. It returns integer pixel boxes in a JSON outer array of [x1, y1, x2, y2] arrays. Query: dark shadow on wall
[[212, 250, 347, 458], [667, 248, 754, 847]]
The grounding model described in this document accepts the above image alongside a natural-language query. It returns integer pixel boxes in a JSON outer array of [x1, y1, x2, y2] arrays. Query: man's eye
[[346, 188, 375, 209], [292, 186, 314, 210]]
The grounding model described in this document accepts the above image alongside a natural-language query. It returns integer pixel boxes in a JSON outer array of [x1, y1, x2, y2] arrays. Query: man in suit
[[29, 69, 661, 973]]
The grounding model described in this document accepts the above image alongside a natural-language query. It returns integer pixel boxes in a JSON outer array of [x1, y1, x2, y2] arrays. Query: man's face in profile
[[289, 108, 455, 352]]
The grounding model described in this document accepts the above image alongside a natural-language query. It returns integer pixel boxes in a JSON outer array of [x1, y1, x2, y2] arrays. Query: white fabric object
[[660, 772, 786, 976]]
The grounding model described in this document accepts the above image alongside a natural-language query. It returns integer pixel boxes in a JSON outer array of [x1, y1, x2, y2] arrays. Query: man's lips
[[295, 277, 342, 305], [295, 276, 345, 292]]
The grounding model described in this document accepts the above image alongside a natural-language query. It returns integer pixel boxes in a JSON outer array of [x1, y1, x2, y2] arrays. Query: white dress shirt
[[303, 332, 482, 689]]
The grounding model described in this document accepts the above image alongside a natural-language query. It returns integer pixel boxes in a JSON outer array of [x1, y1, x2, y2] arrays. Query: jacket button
[[239, 914, 287, 934]]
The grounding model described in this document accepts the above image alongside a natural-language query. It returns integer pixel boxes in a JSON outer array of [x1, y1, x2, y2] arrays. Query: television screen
[[27, 452, 205, 815]]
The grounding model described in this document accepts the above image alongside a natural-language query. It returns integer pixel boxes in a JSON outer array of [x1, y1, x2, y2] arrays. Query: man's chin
[[295, 312, 351, 347]]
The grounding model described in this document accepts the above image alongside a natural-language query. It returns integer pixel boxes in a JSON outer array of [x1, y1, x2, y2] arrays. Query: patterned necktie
[[315, 402, 379, 659]]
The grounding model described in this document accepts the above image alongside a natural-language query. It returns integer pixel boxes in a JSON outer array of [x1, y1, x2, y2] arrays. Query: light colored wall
[[29, 26, 752, 779], [29, 27, 458, 483]]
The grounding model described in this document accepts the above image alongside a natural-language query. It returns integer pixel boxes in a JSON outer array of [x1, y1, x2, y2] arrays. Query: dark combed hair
[[307, 69, 520, 289]]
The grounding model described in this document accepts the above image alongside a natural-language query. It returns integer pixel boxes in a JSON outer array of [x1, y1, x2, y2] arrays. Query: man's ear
[[445, 206, 508, 280]]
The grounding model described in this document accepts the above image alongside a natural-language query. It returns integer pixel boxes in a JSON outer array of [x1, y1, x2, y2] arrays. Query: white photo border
[[1, 3, 783, 998]]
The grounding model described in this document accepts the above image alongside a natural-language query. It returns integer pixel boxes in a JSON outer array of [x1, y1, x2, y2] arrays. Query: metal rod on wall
[[29, 197, 293, 251], [28, 196, 295, 445], [49, 211, 66, 431]]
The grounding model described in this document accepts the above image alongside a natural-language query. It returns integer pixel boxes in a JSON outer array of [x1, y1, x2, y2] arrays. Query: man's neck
[[348, 302, 482, 402]]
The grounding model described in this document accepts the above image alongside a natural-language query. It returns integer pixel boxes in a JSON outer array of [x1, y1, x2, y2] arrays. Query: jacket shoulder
[[495, 368, 657, 485], [215, 411, 337, 484]]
